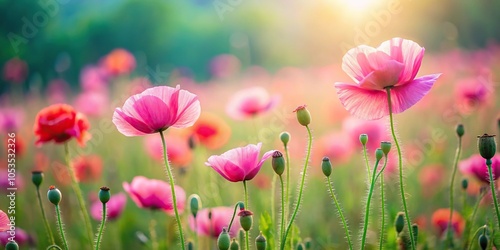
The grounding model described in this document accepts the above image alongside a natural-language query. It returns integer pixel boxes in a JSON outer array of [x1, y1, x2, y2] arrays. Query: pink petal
[[172, 88, 201, 128], [0, 210, 9, 232], [123, 181, 145, 209], [389, 74, 440, 114], [378, 38, 425, 84], [358, 60, 404, 90], [246, 149, 275, 180], [113, 109, 151, 136], [131, 95, 173, 131], [334, 82, 389, 120], [206, 155, 245, 182], [341, 45, 378, 83]]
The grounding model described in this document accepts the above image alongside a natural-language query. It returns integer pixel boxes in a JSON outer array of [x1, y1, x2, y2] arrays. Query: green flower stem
[[463, 191, 486, 249], [362, 145, 371, 182], [447, 134, 463, 246], [95, 203, 107, 250], [55, 205, 69, 250], [243, 180, 250, 250], [467, 225, 488, 250], [279, 175, 286, 248], [159, 130, 186, 250], [385, 88, 416, 250], [63, 142, 93, 247], [379, 157, 388, 250], [37, 186, 55, 245], [326, 177, 353, 250], [361, 158, 381, 249], [281, 126, 313, 250], [47, 244, 63, 250], [228, 202, 241, 232], [193, 219, 198, 250], [284, 144, 291, 218], [271, 174, 277, 235], [149, 218, 158, 250], [486, 158, 500, 230]]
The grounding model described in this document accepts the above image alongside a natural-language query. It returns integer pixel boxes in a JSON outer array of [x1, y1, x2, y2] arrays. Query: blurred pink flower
[[0, 210, 8, 231], [101, 48, 136, 76], [144, 132, 192, 166], [316, 132, 355, 165], [0, 108, 24, 132], [0, 170, 24, 193], [0, 228, 30, 246], [418, 164, 445, 198], [454, 76, 492, 113], [188, 207, 241, 238], [342, 117, 388, 152], [123, 176, 186, 215], [459, 154, 500, 184], [206, 143, 274, 182], [210, 54, 241, 78], [74, 91, 109, 117], [3, 58, 28, 83], [80, 65, 109, 92], [334, 37, 440, 120], [72, 155, 103, 183], [226, 87, 279, 120], [91, 193, 127, 221], [46, 79, 69, 104], [113, 85, 201, 136]]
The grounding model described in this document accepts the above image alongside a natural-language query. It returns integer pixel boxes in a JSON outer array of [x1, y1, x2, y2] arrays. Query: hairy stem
[[361, 159, 381, 249], [37, 186, 55, 245], [447, 135, 462, 246], [487, 159, 500, 230], [243, 180, 250, 250], [327, 177, 353, 250], [379, 157, 388, 250], [363, 145, 371, 182], [95, 203, 107, 250], [55, 205, 69, 250], [279, 175, 286, 249]]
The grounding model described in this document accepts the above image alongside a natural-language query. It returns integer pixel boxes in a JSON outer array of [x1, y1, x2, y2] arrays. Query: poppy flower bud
[[456, 124, 465, 138], [99, 186, 111, 204], [380, 141, 391, 156], [304, 238, 312, 249], [5, 241, 19, 250], [255, 232, 267, 250], [321, 157, 332, 177], [477, 134, 496, 160], [187, 241, 194, 250], [230, 239, 239, 250], [32, 171, 44, 188], [189, 194, 202, 218], [238, 209, 253, 231], [272, 151, 285, 176], [479, 232, 488, 250], [395, 212, 405, 234], [411, 223, 418, 245], [375, 148, 384, 162], [218, 228, 230, 250], [359, 134, 368, 146], [293, 105, 311, 127], [280, 132, 291, 147], [296, 243, 305, 250], [47, 186, 62, 206], [461, 178, 468, 190]]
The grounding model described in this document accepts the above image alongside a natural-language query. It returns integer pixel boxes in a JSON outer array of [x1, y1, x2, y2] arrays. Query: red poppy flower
[[34, 104, 91, 146]]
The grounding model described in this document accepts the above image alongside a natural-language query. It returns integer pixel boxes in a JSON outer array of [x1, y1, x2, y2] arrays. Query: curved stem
[[37, 186, 55, 245], [327, 177, 353, 250], [362, 145, 371, 182], [47, 245, 63, 250], [385, 88, 416, 250], [55, 205, 69, 250], [243, 181, 250, 250], [447, 135, 462, 246], [361, 159, 381, 249], [95, 203, 107, 250], [159, 131, 186, 249], [467, 226, 488, 250], [281, 126, 313, 250], [64, 142, 94, 247], [149, 218, 158, 250], [228, 202, 241, 232], [279, 175, 286, 248], [379, 157, 388, 250], [486, 159, 500, 229], [463, 191, 486, 249]]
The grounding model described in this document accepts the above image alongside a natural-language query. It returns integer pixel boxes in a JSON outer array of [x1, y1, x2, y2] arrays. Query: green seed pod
[[255, 232, 267, 250], [411, 223, 418, 245], [479, 233, 488, 250], [462, 178, 468, 190], [280, 132, 291, 147], [238, 210, 253, 231], [359, 134, 368, 146], [456, 124, 465, 137], [375, 148, 384, 162], [47, 186, 62, 206], [296, 243, 305, 250], [380, 141, 391, 156], [189, 194, 202, 218], [31, 171, 43, 188], [294, 105, 311, 127], [230, 239, 239, 250], [272, 151, 285, 176], [187, 241, 194, 250], [304, 237, 312, 249], [5, 241, 19, 250], [477, 134, 496, 160], [217, 228, 231, 250], [321, 157, 332, 177], [99, 186, 111, 204], [395, 212, 405, 234]]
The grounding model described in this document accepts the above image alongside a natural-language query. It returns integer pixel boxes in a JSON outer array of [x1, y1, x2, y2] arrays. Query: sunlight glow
[[338, 0, 378, 13]]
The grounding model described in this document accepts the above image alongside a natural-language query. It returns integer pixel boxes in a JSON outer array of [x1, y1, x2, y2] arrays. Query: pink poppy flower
[[91, 193, 127, 221], [0, 228, 30, 246], [454, 76, 492, 113], [80, 65, 109, 92], [0, 170, 24, 193], [0, 210, 9, 232], [459, 154, 500, 184], [113, 85, 201, 136], [74, 91, 109, 117], [46, 79, 69, 104], [334, 37, 440, 120], [123, 176, 186, 215], [3, 58, 28, 83], [206, 143, 274, 182], [0, 107, 24, 133], [226, 87, 279, 120], [189, 207, 241, 238], [316, 132, 355, 165]]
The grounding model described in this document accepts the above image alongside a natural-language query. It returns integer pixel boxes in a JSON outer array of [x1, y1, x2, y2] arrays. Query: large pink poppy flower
[[113, 85, 201, 136], [334, 37, 440, 120], [206, 143, 274, 182], [189, 207, 241, 238]]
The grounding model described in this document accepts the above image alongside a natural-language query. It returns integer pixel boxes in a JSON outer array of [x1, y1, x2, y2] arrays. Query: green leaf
[[259, 211, 275, 250]]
